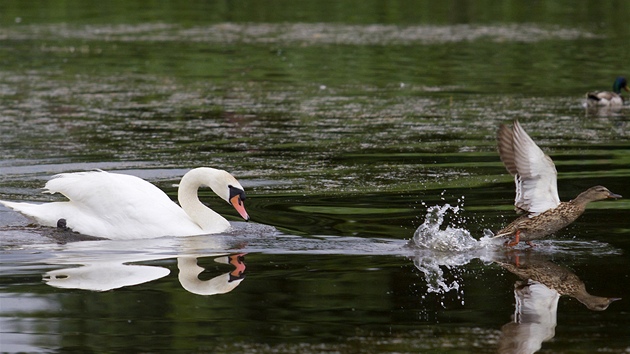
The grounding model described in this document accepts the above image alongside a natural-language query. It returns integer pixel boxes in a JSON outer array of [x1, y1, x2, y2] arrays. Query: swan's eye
[[228, 185, 246, 204]]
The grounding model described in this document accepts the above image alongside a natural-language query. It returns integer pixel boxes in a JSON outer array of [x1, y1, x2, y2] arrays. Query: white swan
[[0, 167, 249, 239]]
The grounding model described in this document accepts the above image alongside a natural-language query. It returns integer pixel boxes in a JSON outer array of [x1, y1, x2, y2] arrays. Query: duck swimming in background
[[494, 120, 621, 246], [585, 76, 629, 107], [0, 167, 250, 239]]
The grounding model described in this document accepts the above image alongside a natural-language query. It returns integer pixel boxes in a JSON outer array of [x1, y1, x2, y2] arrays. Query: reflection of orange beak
[[229, 254, 247, 279], [230, 195, 250, 221]]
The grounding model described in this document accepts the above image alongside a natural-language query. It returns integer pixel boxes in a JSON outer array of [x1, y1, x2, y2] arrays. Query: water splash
[[411, 203, 479, 252], [411, 252, 467, 295], [408, 203, 501, 295]]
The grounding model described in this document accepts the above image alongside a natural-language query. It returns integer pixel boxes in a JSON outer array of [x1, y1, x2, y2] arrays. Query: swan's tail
[[0, 199, 30, 212], [0, 200, 59, 227]]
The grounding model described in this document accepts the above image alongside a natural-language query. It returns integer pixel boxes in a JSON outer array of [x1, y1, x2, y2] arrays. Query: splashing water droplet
[[408, 203, 498, 295], [411, 204, 478, 252]]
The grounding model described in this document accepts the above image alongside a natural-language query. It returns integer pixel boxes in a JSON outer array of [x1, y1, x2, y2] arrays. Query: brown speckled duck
[[495, 120, 622, 246]]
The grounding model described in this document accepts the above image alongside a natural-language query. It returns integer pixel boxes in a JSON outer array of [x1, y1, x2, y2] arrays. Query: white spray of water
[[412, 204, 478, 252], [409, 203, 503, 295]]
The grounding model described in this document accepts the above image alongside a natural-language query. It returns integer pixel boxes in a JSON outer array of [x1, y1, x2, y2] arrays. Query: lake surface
[[1, 1, 629, 353]]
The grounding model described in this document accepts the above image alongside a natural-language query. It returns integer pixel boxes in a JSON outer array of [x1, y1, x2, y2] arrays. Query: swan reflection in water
[[44, 252, 247, 296], [495, 251, 620, 354], [178, 254, 246, 295], [35, 222, 257, 294]]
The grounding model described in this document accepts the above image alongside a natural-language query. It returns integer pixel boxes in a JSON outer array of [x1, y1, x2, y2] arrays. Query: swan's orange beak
[[230, 195, 250, 221]]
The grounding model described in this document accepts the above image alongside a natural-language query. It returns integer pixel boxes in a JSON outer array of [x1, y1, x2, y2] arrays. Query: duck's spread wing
[[498, 120, 560, 214]]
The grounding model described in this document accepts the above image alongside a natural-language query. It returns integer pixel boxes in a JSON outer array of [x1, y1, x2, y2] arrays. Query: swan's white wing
[[42, 171, 203, 238], [498, 120, 560, 214], [45, 171, 175, 214]]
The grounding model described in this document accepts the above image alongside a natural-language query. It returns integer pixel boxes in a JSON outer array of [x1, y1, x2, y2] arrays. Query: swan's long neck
[[178, 168, 230, 232]]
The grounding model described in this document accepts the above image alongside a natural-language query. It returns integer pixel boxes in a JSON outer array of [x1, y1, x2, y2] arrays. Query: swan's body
[[585, 76, 628, 107], [0, 167, 249, 239], [495, 120, 621, 246]]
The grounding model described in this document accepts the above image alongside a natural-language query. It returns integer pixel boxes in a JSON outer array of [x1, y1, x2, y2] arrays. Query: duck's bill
[[230, 195, 250, 220], [608, 192, 622, 199]]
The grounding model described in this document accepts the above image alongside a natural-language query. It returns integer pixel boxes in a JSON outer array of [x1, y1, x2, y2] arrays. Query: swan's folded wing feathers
[[503, 121, 561, 214], [44, 171, 192, 226], [46, 171, 172, 203]]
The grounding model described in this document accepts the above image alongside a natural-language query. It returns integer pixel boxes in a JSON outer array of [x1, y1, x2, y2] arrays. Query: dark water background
[[1, 1, 629, 353]]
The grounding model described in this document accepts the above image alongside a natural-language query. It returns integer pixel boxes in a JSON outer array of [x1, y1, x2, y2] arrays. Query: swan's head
[[204, 168, 250, 221], [180, 167, 250, 221], [227, 184, 249, 221]]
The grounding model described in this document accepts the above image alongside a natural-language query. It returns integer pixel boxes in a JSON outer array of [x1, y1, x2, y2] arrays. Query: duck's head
[[613, 76, 629, 94], [578, 186, 622, 203], [580, 295, 621, 311]]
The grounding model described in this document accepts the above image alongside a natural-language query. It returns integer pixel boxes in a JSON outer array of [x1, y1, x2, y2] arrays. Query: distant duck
[[494, 120, 621, 246], [585, 76, 629, 107]]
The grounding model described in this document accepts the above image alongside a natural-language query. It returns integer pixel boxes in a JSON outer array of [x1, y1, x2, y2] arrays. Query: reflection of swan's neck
[[178, 168, 230, 231], [177, 256, 244, 295]]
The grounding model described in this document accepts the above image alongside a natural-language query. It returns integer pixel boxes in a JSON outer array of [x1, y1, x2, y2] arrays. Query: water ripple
[[1, 23, 600, 45]]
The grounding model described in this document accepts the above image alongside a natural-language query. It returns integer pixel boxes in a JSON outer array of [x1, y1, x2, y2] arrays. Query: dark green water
[[1, 1, 629, 353]]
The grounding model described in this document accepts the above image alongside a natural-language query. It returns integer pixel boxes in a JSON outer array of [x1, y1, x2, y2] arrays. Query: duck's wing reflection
[[498, 280, 559, 354]]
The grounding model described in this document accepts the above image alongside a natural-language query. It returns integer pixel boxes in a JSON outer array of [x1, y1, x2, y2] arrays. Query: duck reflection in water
[[44, 252, 247, 295], [496, 252, 620, 354]]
